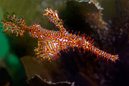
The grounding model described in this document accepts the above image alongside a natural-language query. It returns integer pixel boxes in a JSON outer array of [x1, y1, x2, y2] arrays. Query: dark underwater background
[[0, 0, 129, 86]]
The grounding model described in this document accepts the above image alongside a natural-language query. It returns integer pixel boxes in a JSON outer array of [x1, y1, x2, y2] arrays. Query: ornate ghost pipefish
[[2, 8, 119, 62]]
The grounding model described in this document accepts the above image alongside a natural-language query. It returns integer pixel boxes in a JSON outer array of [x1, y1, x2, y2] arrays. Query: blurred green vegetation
[[0, 23, 9, 58], [0, 0, 42, 24], [0, 8, 9, 59]]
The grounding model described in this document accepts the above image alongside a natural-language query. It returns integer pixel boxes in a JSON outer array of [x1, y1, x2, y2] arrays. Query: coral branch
[[2, 8, 119, 62]]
